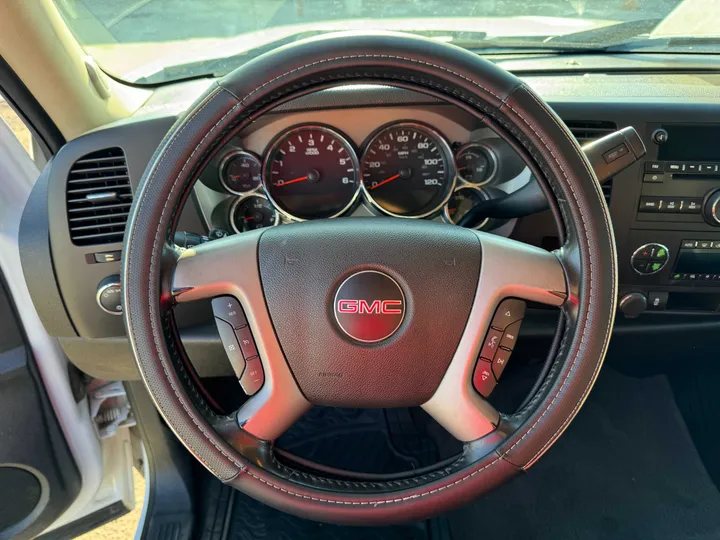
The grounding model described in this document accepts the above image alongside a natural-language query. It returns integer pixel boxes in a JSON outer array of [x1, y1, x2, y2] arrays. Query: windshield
[[53, 0, 715, 85]]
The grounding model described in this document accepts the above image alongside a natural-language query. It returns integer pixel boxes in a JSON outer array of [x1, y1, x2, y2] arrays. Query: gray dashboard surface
[[21, 71, 720, 380]]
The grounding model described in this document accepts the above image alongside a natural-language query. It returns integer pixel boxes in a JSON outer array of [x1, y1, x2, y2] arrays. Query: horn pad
[[258, 218, 481, 407]]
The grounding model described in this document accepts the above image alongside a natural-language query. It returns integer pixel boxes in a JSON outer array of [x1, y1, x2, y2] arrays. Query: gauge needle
[[274, 175, 308, 187], [369, 173, 400, 191]]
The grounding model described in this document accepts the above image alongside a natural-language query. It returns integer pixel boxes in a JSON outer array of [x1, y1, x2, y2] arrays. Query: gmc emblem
[[337, 299, 403, 314], [333, 270, 406, 343]]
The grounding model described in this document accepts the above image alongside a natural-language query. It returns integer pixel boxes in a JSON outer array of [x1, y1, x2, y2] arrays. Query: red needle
[[369, 173, 400, 191], [243, 217, 254, 221], [274, 175, 308, 187]]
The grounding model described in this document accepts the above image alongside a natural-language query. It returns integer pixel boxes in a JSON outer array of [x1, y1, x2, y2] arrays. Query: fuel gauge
[[443, 187, 489, 230], [455, 143, 496, 186], [231, 195, 279, 233]]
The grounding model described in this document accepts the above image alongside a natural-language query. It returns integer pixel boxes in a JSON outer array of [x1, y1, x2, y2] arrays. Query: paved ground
[[76, 469, 145, 540], [62, 0, 682, 44]]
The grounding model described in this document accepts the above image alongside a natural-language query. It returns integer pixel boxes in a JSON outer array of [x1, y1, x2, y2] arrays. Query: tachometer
[[263, 125, 360, 220], [361, 122, 455, 218]]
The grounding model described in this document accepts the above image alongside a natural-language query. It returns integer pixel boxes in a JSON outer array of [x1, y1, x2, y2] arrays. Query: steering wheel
[[122, 32, 616, 524]]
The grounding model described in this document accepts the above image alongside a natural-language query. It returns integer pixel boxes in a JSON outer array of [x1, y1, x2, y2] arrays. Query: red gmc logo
[[333, 270, 406, 343], [337, 299, 403, 314]]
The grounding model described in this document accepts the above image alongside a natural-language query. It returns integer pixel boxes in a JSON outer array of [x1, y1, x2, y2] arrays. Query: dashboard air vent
[[565, 120, 617, 205], [66, 147, 132, 246], [564, 120, 617, 146]]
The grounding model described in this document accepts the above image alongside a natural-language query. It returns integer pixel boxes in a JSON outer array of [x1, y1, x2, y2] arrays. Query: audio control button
[[643, 173, 665, 183], [639, 197, 660, 212], [681, 199, 702, 214]]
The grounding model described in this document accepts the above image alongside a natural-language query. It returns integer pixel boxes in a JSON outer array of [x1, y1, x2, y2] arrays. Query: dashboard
[[18, 74, 720, 381], [193, 105, 528, 237]]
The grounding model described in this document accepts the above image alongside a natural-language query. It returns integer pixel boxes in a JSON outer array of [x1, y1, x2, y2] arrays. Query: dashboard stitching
[[240, 452, 507, 505], [131, 85, 247, 475], [519, 89, 616, 465], [236, 55, 505, 106], [497, 96, 598, 458], [136, 62, 606, 502], [229, 86, 599, 503]]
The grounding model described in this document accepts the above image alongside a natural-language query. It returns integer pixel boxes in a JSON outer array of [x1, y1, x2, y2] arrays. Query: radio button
[[681, 240, 697, 249], [638, 197, 660, 212], [681, 200, 702, 214], [698, 240, 712, 249], [643, 173, 665, 183], [663, 198, 680, 213], [712, 242, 720, 249], [665, 162, 683, 172], [686, 163, 700, 173], [699, 164, 718, 173], [645, 161, 663, 172]]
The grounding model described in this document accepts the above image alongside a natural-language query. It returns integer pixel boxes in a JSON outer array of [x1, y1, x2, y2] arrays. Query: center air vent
[[565, 120, 616, 205], [66, 147, 132, 246], [564, 120, 617, 146]]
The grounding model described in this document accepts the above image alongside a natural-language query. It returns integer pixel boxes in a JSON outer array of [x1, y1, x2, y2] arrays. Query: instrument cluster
[[207, 120, 506, 234]]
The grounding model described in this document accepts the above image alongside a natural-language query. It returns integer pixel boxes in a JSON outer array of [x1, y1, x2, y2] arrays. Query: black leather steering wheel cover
[[122, 32, 616, 524]]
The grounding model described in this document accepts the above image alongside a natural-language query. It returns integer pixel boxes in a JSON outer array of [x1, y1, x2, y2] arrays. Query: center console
[[620, 123, 720, 314]]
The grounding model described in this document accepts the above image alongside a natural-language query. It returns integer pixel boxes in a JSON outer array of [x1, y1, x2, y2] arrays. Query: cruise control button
[[211, 296, 247, 329], [235, 326, 258, 359], [480, 328, 503, 360], [492, 348, 512, 379], [500, 320, 522, 350], [240, 357, 265, 396], [473, 359, 496, 398], [491, 299, 526, 330], [214, 318, 246, 378]]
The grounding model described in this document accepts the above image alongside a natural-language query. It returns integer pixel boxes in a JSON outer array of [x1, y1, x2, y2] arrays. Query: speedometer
[[361, 122, 455, 218], [263, 125, 360, 221]]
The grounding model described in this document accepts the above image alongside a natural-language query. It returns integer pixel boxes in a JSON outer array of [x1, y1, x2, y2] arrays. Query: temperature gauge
[[220, 150, 262, 194], [231, 195, 279, 233]]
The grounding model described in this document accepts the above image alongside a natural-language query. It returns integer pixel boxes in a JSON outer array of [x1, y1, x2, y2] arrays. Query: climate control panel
[[630, 243, 669, 276]]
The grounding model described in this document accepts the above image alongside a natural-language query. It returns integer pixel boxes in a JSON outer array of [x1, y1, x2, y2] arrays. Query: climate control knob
[[703, 189, 720, 226], [630, 243, 669, 275]]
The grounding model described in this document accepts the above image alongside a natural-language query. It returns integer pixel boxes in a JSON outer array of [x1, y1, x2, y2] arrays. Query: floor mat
[[223, 407, 455, 540], [448, 369, 720, 540]]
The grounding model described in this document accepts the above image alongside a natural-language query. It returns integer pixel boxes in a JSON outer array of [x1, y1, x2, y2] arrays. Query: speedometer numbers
[[263, 125, 360, 221], [361, 122, 455, 218]]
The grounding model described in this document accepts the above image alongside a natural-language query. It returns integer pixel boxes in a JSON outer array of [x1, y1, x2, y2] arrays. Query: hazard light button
[[490, 299, 526, 331]]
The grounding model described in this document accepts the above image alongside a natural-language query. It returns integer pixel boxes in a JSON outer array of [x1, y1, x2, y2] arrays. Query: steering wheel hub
[[333, 269, 406, 343]]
